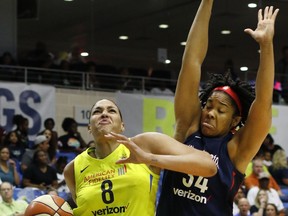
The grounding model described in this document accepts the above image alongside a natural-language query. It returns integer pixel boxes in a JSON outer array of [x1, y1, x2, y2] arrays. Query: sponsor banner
[[0, 82, 55, 137], [116, 92, 175, 137], [116, 92, 288, 153]]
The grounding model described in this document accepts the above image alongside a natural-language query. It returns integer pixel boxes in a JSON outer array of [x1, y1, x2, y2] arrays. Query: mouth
[[202, 122, 214, 129], [99, 119, 111, 125]]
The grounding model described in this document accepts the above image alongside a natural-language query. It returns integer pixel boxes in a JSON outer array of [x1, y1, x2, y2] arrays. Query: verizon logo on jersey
[[173, 188, 207, 204], [92, 204, 129, 215]]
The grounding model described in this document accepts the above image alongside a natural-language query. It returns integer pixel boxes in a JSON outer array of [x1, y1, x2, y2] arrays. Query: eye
[[109, 109, 117, 113], [92, 109, 101, 115], [218, 109, 225, 114]]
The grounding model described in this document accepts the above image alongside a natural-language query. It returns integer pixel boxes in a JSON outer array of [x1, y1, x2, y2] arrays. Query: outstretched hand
[[244, 6, 279, 44], [105, 132, 149, 164]]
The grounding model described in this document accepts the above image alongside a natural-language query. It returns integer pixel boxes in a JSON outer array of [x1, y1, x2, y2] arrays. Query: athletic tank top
[[156, 131, 244, 216], [73, 145, 159, 216]]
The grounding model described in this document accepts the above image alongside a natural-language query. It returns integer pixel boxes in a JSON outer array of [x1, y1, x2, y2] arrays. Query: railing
[[0, 65, 287, 103], [0, 65, 177, 94]]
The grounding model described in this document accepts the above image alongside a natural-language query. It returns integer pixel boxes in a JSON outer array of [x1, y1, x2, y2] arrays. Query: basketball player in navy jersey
[[154, 0, 279, 215]]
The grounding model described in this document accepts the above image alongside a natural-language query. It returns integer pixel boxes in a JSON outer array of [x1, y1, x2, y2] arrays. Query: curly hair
[[61, 117, 77, 132], [199, 71, 255, 127]]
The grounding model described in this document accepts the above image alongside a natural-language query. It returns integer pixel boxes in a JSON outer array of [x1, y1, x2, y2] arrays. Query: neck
[[4, 198, 12, 203], [0, 160, 8, 166], [93, 137, 119, 159]]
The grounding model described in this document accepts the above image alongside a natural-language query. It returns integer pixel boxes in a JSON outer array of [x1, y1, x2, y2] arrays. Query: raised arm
[[174, 0, 214, 142], [107, 132, 217, 177], [231, 7, 279, 172]]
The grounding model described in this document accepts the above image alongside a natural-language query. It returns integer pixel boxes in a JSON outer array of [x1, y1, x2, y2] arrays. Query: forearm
[[255, 42, 274, 103], [182, 0, 213, 68], [143, 151, 216, 177]]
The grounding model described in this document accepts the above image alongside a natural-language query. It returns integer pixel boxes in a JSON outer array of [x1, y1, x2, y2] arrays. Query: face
[[266, 204, 277, 216], [21, 119, 29, 132], [238, 198, 250, 214], [45, 120, 54, 130], [0, 147, 10, 161], [0, 182, 13, 201], [9, 132, 18, 144], [89, 99, 124, 136], [39, 141, 50, 152], [264, 152, 271, 161], [201, 91, 240, 137], [257, 190, 268, 203], [253, 160, 264, 175], [234, 187, 245, 202], [69, 122, 78, 134], [37, 151, 48, 164], [43, 129, 52, 141]]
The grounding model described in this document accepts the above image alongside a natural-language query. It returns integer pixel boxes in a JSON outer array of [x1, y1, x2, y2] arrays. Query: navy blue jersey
[[156, 131, 245, 216]]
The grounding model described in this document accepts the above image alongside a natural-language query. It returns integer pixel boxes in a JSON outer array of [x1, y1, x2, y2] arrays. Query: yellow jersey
[[73, 145, 160, 216]]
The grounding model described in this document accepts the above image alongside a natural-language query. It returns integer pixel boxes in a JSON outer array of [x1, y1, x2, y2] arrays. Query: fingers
[[261, 6, 279, 21], [258, 9, 262, 22], [244, 28, 253, 36], [271, 8, 279, 21]]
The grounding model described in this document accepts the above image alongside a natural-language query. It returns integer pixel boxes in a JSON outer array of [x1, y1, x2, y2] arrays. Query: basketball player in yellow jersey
[[64, 99, 217, 216]]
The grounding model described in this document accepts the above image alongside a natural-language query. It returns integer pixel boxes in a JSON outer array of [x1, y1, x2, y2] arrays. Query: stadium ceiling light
[[159, 24, 169, 29], [248, 3, 257, 8], [221, 30, 231, 35], [119, 35, 129, 40], [240, 66, 248, 71]]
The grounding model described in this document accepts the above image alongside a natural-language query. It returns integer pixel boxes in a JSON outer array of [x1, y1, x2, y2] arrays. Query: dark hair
[[61, 117, 77, 132], [199, 71, 255, 127], [32, 149, 45, 164], [12, 114, 27, 126], [265, 203, 279, 215], [44, 118, 55, 127], [3, 131, 21, 145], [266, 133, 274, 144]]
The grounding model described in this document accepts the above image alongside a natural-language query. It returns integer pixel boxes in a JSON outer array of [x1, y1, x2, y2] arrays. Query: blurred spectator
[[22, 150, 58, 191], [233, 185, 248, 215], [268, 150, 288, 187], [0, 52, 17, 66], [260, 134, 283, 159], [58, 117, 86, 153], [250, 189, 269, 215], [24, 41, 53, 68], [0, 182, 28, 216], [245, 159, 281, 193], [0, 146, 20, 186], [3, 131, 26, 162], [247, 172, 285, 215], [233, 197, 251, 216], [265, 203, 279, 216], [55, 156, 69, 193], [39, 122, 58, 163], [21, 135, 49, 173], [263, 150, 273, 168], [38, 129, 56, 165], [12, 115, 30, 149]]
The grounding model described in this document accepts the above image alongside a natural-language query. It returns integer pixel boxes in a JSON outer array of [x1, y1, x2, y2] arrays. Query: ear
[[231, 116, 242, 129], [120, 122, 125, 132], [87, 124, 92, 134]]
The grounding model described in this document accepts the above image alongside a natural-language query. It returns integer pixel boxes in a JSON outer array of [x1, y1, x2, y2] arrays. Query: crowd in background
[[0, 112, 288, 215]]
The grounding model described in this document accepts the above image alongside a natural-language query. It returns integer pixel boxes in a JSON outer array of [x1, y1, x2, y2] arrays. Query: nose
[[101, 110, 108, 117], [207, 109, 215, 119]]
